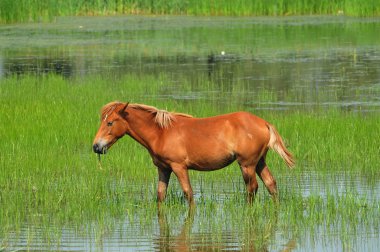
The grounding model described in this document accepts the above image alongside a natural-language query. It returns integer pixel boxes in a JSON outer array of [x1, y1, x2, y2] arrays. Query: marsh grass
[[156, 192, 379, 250], [1, 74, 379, 250], [1, 0, 380, 24]]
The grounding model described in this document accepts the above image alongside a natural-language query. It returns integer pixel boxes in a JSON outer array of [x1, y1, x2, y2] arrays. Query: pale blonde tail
[[267, 124, 295, 168]]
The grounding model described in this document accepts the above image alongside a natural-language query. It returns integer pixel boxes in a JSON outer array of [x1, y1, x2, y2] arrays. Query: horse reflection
[[155, 207, 195, 251], [154, 207, 296, 251]]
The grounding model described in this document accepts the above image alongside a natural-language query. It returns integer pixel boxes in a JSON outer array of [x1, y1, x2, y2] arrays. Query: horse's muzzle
[[93, 143, 107, 154]]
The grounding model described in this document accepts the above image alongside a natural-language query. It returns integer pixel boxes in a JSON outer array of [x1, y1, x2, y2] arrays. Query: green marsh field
[[1, 16, 380, 251], [1, 0, 380, 24]]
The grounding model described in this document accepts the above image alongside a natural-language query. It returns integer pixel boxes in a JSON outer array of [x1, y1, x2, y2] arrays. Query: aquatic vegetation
[[1, 13, 379, 250], [0, 73, 379, 250]]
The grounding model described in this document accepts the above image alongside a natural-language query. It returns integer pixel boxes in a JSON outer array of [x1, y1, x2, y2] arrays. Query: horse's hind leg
[[256, 157, 278, 200], [239, 164, 258, 203]]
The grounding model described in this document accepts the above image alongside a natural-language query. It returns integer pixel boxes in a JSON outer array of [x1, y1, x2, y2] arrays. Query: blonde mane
[[129, 103, 193, 129], [100, 102, 192, 129], [100, 101, 121, 121]]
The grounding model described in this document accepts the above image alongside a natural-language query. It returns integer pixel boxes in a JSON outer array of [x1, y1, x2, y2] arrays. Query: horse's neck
[[125, 109, 161, 150]]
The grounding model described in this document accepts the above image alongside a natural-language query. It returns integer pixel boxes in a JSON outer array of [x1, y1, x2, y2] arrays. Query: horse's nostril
[[93, 144, 99, 153], [93, 143, 107, 154]]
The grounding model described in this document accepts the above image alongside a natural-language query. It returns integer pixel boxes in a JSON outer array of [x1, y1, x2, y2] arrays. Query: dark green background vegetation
[[1, 0, 379, 23]]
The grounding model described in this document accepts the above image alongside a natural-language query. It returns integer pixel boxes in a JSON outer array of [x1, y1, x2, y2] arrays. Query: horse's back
[[176, 111, 269, 141], [165, 111, 271, 170]]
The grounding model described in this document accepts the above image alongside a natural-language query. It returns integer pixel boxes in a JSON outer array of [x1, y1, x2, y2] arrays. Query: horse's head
[[92, 102, 129, 154]]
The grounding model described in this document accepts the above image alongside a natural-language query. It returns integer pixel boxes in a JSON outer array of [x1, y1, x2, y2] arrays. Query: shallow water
[[2, 171, 379, 251], [5, 208, 379, 252], [1, 16, 380, 251], [1, 16, 380, 112]]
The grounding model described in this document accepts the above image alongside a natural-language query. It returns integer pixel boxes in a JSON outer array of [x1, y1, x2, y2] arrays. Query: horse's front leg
[[157, 167, 172, 206], [171, 163, 194, 206]]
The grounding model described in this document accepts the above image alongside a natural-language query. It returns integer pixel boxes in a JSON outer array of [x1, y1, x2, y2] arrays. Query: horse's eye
[[107, 121, 113, 127]]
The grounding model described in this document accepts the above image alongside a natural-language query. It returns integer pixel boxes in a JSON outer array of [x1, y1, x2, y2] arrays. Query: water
[[1, 16, 380, 251], [3, 171, 379, 251], [1, 16, 380, 111]]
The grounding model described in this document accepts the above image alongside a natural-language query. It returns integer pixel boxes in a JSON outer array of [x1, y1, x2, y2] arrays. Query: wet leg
[[240, 165, 258, 203], [171, 164, 194, 206], [256, 158, 278, 201], [157, 167, 172, 206]]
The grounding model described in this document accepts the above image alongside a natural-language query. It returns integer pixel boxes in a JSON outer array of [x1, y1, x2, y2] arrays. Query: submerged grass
[[1, 0, 380, 24], [0, 74, 379, 250]]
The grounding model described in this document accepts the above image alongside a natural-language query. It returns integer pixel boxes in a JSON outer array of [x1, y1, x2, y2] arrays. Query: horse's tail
[[267, 124, 295, 168]]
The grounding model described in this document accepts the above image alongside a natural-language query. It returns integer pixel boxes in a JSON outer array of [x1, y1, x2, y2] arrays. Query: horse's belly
[[187, 153, 236, 171]]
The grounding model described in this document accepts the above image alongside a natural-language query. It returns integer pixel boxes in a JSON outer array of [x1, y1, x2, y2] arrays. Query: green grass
[[1, 0, 380, 24], [0, 74, 379, 250]]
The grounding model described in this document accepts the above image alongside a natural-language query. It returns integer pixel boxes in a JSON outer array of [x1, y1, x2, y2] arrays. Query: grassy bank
[[1, 74, 379, 249], [1, 0, 380, 24]]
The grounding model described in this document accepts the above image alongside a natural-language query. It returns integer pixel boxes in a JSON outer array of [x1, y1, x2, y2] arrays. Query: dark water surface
[[1, 16, 380, 251], [1, 16, 380, 112]]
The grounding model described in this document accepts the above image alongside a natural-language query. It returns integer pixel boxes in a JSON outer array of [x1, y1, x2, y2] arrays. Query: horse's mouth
[[93, 143, 108, 154]]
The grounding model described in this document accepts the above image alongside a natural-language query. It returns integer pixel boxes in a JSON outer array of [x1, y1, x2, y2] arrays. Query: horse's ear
[[118, 102, 129, 118]]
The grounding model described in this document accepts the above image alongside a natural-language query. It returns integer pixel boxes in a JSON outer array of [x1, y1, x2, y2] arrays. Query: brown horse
[[93, 102, 294, 206]]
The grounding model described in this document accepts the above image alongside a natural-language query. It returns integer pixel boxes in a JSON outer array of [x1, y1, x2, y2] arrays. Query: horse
[[92, 102, 295, 206]]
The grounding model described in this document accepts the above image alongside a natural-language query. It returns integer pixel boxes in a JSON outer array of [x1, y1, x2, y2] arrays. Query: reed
[[1, 0, 380, 24], [1, 74, 379, 250]]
